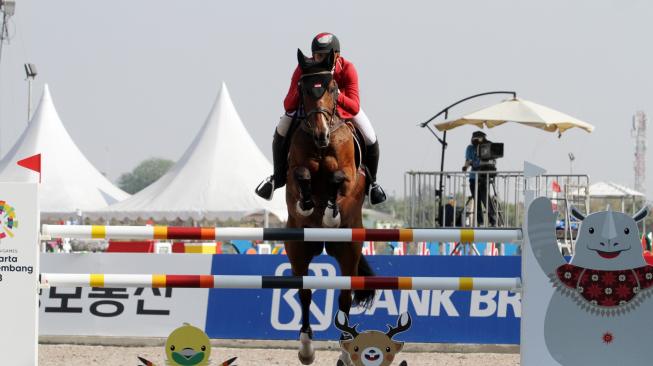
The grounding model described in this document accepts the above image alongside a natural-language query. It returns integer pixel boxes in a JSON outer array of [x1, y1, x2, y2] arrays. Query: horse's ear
[[297, 48, 309, 71]]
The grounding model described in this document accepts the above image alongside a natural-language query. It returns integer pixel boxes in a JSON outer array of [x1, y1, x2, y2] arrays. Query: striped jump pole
[[41, 225, 522, 243], [39, 273, 522, 292]]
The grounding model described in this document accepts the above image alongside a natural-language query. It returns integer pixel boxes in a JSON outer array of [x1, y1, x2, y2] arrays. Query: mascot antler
[[334, 310, 360, 337], [386, 312, 412, 339]]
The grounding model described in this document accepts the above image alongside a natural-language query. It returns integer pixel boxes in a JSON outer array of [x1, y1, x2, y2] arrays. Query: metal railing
[[404, 171, 590, 252]]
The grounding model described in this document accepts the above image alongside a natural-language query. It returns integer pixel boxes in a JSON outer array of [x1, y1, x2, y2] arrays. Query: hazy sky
[[0, 0, 651, 198]]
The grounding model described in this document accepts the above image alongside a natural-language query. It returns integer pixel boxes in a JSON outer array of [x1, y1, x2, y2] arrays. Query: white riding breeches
[[352, 108, 377, 145], [275, 113, 294, 137], [275, 108, 377, 145]]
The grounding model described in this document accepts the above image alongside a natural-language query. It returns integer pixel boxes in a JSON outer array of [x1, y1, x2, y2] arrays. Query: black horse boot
[[364, 140, 387, 205], [255, 131, 287, 200]]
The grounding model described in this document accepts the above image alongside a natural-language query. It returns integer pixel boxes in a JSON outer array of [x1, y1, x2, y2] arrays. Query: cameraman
[[462, 131, 496, 226]]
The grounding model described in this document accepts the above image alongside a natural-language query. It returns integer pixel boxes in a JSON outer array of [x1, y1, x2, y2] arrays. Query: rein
[[298, 71, 345, 136]]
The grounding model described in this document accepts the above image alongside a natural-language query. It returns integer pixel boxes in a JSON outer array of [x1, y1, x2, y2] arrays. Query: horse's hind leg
[[294, 166, 315, 216], [331, 243, 361, 366], [323, 170, 345, 227]]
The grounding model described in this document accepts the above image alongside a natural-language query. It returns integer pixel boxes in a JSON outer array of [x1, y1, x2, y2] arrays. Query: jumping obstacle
[[0, 169, 549, 365], [42, 224, 522, 243], [40, 273, 521, 291]]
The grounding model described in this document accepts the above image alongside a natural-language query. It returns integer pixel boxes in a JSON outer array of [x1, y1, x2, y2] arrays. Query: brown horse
[[284, 49, 375, 365]]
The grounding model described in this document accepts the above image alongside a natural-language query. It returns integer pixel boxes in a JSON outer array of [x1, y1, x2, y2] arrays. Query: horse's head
[[297, 48, 339, 148]]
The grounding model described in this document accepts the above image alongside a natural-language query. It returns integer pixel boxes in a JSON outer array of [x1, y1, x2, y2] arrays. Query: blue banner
[[205, 255, 521, 344]]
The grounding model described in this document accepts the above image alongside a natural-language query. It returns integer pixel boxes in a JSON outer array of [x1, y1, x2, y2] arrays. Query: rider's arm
[[463, 145, 474, 171], [283, 66, 303, 113], [337, 61, 360, 116]]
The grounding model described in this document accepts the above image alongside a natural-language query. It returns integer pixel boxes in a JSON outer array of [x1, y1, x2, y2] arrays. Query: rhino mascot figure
[[528, 197, 651, 366]]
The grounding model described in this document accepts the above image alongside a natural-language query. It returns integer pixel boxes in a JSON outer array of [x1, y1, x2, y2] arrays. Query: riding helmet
[[311, 32, 340, 54]]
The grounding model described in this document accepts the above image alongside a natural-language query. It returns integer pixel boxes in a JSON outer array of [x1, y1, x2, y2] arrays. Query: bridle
[[297, 71, 344, 134]]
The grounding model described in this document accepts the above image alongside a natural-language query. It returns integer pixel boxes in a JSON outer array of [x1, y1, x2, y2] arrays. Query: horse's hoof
[[298, 351, 315, 365], [298, 331, 315, 364], [296, 201, 314, 217], [322, 205, 341, 227]]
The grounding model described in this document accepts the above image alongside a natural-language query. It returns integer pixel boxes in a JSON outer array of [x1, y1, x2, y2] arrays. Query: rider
[[255, 32, 387, 205]]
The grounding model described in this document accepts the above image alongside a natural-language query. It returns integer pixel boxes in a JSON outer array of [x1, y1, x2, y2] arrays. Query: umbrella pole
[[438, 131, 447, 226], [419, 91, 517, 227]]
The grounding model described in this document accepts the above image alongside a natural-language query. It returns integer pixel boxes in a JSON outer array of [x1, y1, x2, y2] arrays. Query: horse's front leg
[[296, 267, 316, 365], [293, 166, 315, 216], [323, 170, 345, 227]]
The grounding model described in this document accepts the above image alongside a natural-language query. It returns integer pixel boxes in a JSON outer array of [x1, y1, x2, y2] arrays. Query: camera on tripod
[[476, 142, 503, 174]]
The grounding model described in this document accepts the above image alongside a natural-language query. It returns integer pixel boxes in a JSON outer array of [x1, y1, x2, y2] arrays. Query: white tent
[[569, 181, 646, 214], [0, 85, 130, 217], [587, 181, 645, 198], [87, 83, 287, 222]]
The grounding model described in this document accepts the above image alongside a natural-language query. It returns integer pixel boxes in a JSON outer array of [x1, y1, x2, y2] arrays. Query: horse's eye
[[170, 345, 175, 351], [201, 345, 206, 351], [354, 346, 359, 352], [589, 227, 594, 234], [386, 347, 391, 352], [624, 227, 630, 235]]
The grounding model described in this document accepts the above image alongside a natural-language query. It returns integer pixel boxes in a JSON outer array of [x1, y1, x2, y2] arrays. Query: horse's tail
[[352, 255, 375, 309]]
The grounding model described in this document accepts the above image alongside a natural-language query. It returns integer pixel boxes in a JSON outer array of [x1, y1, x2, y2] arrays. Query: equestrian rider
[[255, 32, 387, 205]]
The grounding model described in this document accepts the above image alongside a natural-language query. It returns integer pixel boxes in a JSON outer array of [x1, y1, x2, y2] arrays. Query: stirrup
[[255, 176, 275, 201], [369, 183, 387, 205]]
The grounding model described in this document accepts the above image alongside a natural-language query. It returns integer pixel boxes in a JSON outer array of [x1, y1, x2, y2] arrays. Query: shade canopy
[[0, 85, 130, 217], [86, 83, 288, 222], [587, 182, 645, 199], [434, 98, 594, 135]]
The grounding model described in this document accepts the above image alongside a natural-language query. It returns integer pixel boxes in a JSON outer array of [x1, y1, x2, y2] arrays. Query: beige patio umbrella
[[434, 98, 594, 135], [419, 91, 595, 222]]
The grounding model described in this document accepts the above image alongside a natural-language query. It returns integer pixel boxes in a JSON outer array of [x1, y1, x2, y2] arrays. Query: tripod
[[464, 175, 504, 227]]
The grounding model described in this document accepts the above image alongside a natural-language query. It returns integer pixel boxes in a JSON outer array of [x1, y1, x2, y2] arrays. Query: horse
[[284, 49, 375, 365]]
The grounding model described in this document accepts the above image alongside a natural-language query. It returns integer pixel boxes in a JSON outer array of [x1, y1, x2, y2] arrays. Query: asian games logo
[[0, 200, 18, 240]]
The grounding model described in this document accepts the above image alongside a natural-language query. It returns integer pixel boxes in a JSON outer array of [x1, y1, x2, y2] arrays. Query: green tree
[[118, 158, 174, 194]]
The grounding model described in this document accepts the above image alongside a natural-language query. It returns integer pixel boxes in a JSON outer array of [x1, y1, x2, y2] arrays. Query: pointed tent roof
[[87, 83, 288, 221], [0, 85, 130, 216]]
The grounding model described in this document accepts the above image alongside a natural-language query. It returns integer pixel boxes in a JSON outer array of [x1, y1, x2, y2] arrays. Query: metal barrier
[[404, 171, 589, 252]]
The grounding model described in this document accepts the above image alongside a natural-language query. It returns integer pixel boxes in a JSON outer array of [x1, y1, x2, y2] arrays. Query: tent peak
[[42, 84, 52, 102]]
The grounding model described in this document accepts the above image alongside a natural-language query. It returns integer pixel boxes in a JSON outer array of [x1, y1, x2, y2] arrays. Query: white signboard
[[40, 253, 212, 337], [0, 183, 39, 366]]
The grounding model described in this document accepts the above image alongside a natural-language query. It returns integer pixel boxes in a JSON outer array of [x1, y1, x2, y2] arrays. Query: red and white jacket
[[283, 56, 360, 120]]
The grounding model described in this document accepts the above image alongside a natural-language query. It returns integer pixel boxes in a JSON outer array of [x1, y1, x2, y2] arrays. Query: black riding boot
[[255, 131, 288, 200], [364, 141, 387, 205]]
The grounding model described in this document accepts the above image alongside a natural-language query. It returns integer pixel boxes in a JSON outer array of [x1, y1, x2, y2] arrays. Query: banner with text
[[205, 255, 521, 344]]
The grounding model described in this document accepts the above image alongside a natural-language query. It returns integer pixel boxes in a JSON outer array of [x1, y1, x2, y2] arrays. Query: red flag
[[17, 154, 41, 183], [643, 234, 649, 251], [551, 180, 561, 193]]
